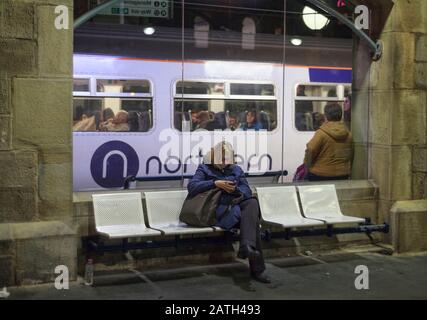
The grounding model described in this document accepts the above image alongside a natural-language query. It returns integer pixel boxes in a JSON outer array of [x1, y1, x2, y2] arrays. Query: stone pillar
[[0, 0, 76, 286], [353, 0, 427, 250]]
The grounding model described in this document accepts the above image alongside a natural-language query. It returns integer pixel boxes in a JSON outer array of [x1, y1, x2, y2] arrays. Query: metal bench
[[297, 185, 366, 225], [256, 186, 325, 228], [92, 193, 161, 239], [144, 190, 217, 235], [87, 186, 388, 253]]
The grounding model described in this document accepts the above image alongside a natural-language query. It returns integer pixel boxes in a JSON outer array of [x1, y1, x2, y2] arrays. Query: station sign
[[101, 0, 171, 18]]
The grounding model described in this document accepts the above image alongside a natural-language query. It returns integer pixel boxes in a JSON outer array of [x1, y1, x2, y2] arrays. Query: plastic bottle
[[84, 259, 94, 286]]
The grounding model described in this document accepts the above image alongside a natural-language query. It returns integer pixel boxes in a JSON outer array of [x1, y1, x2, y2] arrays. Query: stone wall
[[0, 0, 76, 286], [353, 0, 427, 250]]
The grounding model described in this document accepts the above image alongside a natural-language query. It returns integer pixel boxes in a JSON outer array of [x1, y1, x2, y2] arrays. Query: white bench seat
[[298, 185, 366, 225], [256, 186, 324, 228], [92, 193, 161, 239], [144, 190, 216, 236], [97, 225, 161, 239]]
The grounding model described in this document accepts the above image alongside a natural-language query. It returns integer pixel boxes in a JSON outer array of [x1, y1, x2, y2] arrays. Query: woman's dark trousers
[[239, 198, 266, 275]]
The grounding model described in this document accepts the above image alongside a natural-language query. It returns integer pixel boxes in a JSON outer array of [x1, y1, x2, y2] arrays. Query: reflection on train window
[[296, 84, 338, 98], [73, 98, 102, 132], [74, 78, 153, 133], [174, 99, 277, 132], [96, 79, 151, 94], [73, 98, 152, 132], [294, 84, 351, 132], [176, 81, 225, 95], [230, 83, 274, 96], [295, 100, 345, 131], [73, 79, 90, 92]]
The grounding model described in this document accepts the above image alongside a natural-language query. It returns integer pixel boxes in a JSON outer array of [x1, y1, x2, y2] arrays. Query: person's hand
[[215, 180, 236, 193]]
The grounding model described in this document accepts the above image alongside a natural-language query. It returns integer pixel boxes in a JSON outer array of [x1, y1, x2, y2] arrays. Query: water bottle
[[84, 259, 94, 286]]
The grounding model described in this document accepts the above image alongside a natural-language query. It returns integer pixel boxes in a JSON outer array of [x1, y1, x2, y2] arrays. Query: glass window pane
[[73, 78, 89, 92], [97, 79, 150, 94], [73, 98, 102, 131], [73, 98, 152, 132], [296, 84, 338, 98], [176, 82, 225, 95], [295, 101, 345, 132], [174, 99, 277, 132], [230, 83, 275, 96]]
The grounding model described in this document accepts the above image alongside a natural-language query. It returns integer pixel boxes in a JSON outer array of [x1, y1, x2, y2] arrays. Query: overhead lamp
[[143, 26, 156, 35], [302, 6, 330, 30], [290, 38, 303, 46]]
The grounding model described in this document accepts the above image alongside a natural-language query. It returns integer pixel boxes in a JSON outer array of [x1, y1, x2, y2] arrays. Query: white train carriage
[[73, 54, 351, 191]]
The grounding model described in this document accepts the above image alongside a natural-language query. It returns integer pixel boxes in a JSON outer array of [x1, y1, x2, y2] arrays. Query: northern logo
[[90, 141, 140, 188]]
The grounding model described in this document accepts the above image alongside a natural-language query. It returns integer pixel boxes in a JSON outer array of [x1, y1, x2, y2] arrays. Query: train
[[73, 53, 352, 191]]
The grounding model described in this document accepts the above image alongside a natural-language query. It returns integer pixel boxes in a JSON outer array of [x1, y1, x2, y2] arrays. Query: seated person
[[240, 110, 263, 131], [99, 110, 130, 132], [228, 115, 240, 131], [312, 112, 325, 130], [194, 111, 215, 131], [187, 141, 271, 283], [102, 108, 115, 123], [73, 114, 96, 131]]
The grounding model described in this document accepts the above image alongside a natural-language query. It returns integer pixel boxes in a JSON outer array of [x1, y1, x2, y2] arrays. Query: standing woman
[[187, 142, 270, 283]]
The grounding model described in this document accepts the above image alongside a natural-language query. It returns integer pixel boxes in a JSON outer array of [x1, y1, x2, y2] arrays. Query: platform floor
[[6, 250, 427, 300]]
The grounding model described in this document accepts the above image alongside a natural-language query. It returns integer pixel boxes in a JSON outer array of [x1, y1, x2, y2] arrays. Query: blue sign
[[90, 141, 140, 188]]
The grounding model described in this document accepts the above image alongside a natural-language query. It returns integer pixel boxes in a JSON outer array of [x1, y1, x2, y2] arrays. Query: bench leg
[[121, 238, 129, 253]]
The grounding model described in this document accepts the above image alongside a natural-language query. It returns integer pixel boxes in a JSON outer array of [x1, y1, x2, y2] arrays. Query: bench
[[256, 186, 325, 228], [297, 185, 366, 225], [92, 192, 161, 239], [144, 190, 218, 235], [256, 185, 366, 228], [88, 183, 389, 253]]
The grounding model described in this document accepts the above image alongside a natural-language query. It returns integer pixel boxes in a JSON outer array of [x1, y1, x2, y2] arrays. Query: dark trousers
[[307, 172, 349, 181], [239, 198, 266, 274]]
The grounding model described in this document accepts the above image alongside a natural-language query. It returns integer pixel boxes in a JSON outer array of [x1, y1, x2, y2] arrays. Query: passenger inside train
[[240, 110, 263, 131], [99, 110, 130, 132]]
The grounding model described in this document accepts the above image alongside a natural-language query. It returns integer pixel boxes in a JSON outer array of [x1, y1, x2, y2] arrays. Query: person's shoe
[[237, 245, 260, 260], [251, 271, 271, 284]]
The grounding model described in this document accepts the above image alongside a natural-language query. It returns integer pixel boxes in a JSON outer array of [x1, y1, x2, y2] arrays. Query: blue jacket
[[187, 164, 253, 230], [241, 122, 263, 131]]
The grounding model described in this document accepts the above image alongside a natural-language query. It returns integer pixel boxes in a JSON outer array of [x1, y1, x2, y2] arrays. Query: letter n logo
[[90, 141, 140, 188]]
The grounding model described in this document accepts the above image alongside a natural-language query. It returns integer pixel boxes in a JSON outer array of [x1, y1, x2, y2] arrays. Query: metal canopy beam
[[74, 0, 382, 60], [305, 0, 382, 60]]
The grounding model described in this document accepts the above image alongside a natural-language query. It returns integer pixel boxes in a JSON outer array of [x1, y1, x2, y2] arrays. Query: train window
[[73, 78, 153, 133], [230, 83, 274, 96], [174, 99, 277, 132], [176, 81, 225, 95], [73, 79, 90, 92], [296, 84, 338, 98], [96, 79, 150, 95], [72, 98, 102, 131], [295, 100, 345, 132], [72, 98, 153, 132], [294, 84, 351, 132]]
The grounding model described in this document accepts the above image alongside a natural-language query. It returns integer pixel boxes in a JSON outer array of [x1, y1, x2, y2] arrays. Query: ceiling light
[[302, 6, 330, 30], [290, 38, 303, 46], [143, 26, 155, 35]]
